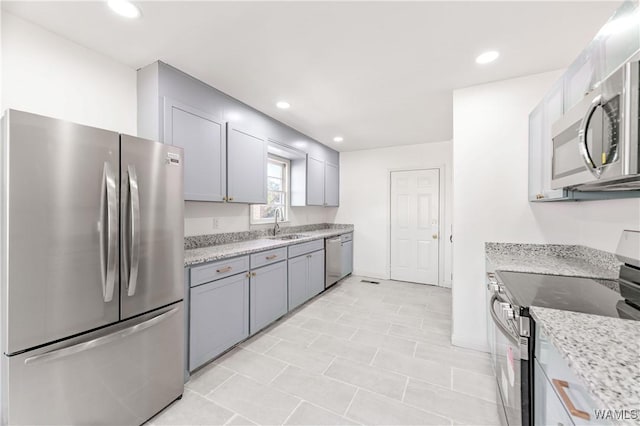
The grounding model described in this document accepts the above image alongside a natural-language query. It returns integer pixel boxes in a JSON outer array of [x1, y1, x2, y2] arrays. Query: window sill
[[249, 220, 291, 227]]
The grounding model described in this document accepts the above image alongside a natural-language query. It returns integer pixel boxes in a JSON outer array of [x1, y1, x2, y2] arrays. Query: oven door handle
[[489, 294, 519, 345]]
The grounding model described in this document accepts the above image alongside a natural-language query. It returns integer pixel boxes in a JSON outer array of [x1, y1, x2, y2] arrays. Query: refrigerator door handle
[[126, 165, 141, 297], [100, 162, 118, 303], [24, 307, 179, 365]]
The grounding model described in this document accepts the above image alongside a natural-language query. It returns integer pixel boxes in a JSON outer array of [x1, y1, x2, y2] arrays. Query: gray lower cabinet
[[189, 272, 249, 371], [163, 98, 226, 202], [288, 254, 309, 311], [288, 249, 326, 311], [227, 123, 267, 204], [309, 249, 326, 297], [534, 360, 574, 426], [250, 261, 288, 334]]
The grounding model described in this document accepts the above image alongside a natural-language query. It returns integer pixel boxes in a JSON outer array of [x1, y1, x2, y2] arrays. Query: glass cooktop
[[496, 271, 639, 320]]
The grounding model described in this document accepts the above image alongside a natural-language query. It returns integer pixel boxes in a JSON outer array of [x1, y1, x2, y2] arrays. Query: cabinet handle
[[536, 194, 544, 200], [222, 196, 227, 202], [552, 379, 591, 420], [246, 272, 250, 278], [252, 272, 256, 277], [229, 196, 234, 201], [265, 254, 278, 260], [216, 266, 232, 273]]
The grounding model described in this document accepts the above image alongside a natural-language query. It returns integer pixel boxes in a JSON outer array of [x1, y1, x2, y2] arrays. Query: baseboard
[[451, 333, 490, 353], [352, 269, 389, 281]]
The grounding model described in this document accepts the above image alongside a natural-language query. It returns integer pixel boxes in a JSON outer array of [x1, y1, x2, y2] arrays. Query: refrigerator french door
[[1, 110, 184, 425]]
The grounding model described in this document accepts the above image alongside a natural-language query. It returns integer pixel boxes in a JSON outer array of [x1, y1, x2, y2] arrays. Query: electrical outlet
[[212, 218, 219, 230]]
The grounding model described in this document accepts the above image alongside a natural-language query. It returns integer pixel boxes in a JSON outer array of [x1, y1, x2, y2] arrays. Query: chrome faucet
[[273, 208, 282, 236]]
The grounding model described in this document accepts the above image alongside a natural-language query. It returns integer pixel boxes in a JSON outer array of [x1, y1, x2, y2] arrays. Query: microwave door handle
[[578, 94, 602, 173], [489, 295, 519, 344]]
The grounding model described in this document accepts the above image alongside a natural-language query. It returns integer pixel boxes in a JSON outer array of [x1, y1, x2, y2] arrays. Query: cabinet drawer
[[190, 256, 250, 287], [535, 326, 603, 425], [250, 247, 287, 269], [288, 239, 324, 258]]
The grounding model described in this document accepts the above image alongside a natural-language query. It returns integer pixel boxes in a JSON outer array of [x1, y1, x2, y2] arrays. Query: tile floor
[[149, 276, 500, 426]]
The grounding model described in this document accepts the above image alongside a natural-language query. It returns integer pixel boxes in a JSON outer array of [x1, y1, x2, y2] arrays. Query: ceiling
[[1, 1, 620, 151]]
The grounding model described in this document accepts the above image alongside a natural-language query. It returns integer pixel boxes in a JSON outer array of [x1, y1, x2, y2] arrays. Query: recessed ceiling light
[[107, 0, 141, 19], [333, 136, 344, 143], [475, 50, 500, 64], [276, 101, 290, 109]]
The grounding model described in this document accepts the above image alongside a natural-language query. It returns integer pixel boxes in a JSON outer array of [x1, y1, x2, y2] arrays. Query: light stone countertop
[[530, 306, 640, 425], [184, 226, 353, 266], [485, 242, 621, 280]]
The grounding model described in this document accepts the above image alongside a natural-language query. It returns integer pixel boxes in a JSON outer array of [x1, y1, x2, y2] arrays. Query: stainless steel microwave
[[551, 59, 639, 191]]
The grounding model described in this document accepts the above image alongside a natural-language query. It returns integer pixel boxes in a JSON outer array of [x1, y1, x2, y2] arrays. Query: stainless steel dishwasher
[[325, 232, 353, 288]]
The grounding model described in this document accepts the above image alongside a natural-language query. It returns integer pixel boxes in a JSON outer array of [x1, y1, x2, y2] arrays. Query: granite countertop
[[184, 225, 354, 266], [530, 306, 640, 424], [486, 242, 621, 280]]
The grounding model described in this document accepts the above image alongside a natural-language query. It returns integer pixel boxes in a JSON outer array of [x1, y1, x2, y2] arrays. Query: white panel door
[[390, 169, 439, 285]]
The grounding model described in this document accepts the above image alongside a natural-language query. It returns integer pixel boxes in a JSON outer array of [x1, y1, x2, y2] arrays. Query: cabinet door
[[164, 98, 226, 202], [564, 50, 598, 112], [307, 156, 325, 206], [541, 79, 567, 200], [288, 255, 309, 311], [534, 360, 573, 426], [597, 1, 639, 81], [227, 124, 267, 204], [189, 273, 249, 371], [528, 102, 544, 201], [324, 162, 339, 207], [250, 261, 288, 334], [308, 250, 326, 298]]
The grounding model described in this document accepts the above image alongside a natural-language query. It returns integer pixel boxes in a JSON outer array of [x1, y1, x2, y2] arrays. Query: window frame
[[250, 155, 290, 225]]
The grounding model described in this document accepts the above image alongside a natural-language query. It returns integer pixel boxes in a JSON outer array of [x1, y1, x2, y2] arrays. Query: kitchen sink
[[272, 234, 305, 240]]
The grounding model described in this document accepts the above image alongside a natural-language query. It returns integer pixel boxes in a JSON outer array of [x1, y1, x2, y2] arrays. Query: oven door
[[490, 294, 523, 426]]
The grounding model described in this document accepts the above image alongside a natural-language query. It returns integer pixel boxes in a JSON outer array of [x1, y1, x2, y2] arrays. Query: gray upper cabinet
[[324, 162, 339, 207], [291, 155, 341, 207], [164, 99, 226, 201], [527, 1, 640, 203], [249, 261, 288, 334], [307, 156, 325, 206], [138, 61, 339, 204], [528, 79, 570, 202], [227, 123, 268, 204]]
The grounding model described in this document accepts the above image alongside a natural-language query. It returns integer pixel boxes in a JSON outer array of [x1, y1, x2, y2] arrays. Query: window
[[250, 156, 289, 224]]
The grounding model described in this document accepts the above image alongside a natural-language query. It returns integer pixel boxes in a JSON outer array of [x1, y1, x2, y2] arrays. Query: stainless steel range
[[486, 233, 640, 426]]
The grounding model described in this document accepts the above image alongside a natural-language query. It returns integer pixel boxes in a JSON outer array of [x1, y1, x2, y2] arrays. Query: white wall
[[184, 202, 337, 236], [1, 13, 137, 134], [334, 142, 453, 286], [452, 70, 640, 352]]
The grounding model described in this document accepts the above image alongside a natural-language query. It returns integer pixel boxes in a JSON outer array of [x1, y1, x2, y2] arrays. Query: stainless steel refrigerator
[[0, 110, 185, 425]]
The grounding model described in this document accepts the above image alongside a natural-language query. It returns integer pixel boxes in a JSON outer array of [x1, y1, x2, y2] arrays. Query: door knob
[[432, 234, 438, 239]]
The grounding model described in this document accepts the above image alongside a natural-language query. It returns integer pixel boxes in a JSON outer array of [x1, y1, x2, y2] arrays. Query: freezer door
[[2, 303, 184, 425], [1, 110, 120, 355], [120, 135, 184, 319]]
